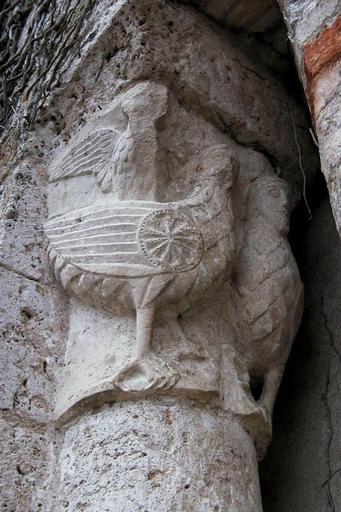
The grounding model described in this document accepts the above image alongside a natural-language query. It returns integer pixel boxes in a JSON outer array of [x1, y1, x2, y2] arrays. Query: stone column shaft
[[58, 399, 262, 512]]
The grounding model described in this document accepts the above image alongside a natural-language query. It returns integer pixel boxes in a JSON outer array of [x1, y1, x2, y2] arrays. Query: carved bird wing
[[49, 129, 118, 192], [112, 132, 134, 175], [44, 203, 175, 279], [236, 265, 291, 341], [109, 132, 135, 195], [233, 228, 303, 365]]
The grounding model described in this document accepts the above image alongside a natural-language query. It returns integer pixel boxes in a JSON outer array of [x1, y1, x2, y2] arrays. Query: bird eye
[[269, 188, 281, 198]]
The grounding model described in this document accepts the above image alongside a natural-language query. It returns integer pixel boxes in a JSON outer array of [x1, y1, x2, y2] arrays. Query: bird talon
[[113, 353, 179, 392], [257, 402, 272, 428]]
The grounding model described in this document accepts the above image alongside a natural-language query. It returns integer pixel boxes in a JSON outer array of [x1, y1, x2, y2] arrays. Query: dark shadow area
[[260, 174, 341, 511]]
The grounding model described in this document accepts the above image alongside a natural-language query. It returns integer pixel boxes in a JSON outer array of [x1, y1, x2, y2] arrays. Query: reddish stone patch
[[303, 16, 341, 123]]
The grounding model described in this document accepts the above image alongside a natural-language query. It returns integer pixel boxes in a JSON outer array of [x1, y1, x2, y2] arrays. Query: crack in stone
[[0, 408, 48, 431], [316, 87, 340, 124], [323, 364, 336, 512], [321, 296, 341, 364], [0, 261, 40, 283], [321, 296, 341, 512], [323, 468, 341, 490]]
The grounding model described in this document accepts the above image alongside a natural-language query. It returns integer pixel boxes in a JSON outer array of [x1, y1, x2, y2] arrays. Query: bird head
[[121, 82, 168, 124], [248, 174, 290, 234], [199, 144, 237, 189]]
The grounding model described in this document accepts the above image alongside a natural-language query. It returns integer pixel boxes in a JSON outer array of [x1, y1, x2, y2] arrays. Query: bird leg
[[258, 364, 286, 419], [114, 305, 179, 392], [135, 305, 155, 359]]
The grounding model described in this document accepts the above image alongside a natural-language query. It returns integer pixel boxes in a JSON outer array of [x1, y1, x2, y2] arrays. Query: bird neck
[[117, 118, 160, 202]]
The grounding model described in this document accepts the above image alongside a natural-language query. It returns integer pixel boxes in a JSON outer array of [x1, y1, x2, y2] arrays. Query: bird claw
[[258, 402, 270, 421], [114, 353, 180, 393], [251, 402, 273, 460], [256, 402, 273, 435]]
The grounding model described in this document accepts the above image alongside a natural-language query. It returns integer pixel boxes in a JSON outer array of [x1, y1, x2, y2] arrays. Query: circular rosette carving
[[137, 209, 203, 271]]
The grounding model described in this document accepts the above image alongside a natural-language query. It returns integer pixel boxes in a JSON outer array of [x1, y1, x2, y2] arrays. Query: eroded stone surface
[[0, 419, 53, 512], [0, 161, 67, 509], [0, 164, 49, 283], [57, 399, 262, 512], [279, 0, 340, 50], [0, 267, 61, 422], [314, 61, 341, 236]]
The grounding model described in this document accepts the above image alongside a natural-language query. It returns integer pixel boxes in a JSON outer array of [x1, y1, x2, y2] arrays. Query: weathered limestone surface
[[58, 399, 262, 512], [0, 163, 68, 510], [278, 0, 340, 75], [0, 419, 52, 512], [312, 56, 341, 237], [260, 196, 341, 511]]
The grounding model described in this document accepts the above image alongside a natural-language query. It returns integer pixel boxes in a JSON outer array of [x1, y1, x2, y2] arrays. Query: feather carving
[[49, 128, 118, 192]]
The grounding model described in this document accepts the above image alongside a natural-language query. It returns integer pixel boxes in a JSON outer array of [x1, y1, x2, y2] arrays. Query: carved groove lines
[[45, 206, 145, 267], [49, 129, 115, 182], [45, 203, 206, 278], [137, 209, 203, 272]]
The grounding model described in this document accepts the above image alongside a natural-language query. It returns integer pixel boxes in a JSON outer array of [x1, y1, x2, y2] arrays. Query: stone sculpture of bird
[[49, 81, 164, 201], [233, 174, 303, 418], [45, 81, 237, 392]]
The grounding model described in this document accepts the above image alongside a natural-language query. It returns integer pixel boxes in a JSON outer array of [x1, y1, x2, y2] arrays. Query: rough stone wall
[[260, 195, 341, 512], [0, 161, 68, 510]]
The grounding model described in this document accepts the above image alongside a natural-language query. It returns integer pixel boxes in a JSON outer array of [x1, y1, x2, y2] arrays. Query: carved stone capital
[[45, 80, 303, 464]]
